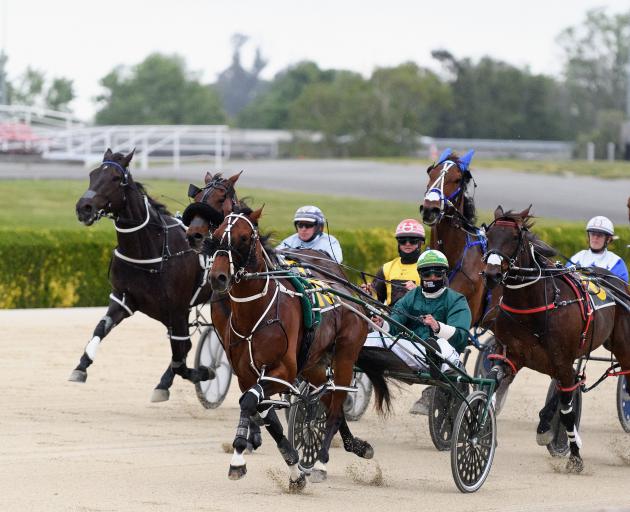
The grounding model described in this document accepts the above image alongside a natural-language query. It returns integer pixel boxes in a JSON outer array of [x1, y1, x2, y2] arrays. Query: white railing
[[0, 104, 83, 130]]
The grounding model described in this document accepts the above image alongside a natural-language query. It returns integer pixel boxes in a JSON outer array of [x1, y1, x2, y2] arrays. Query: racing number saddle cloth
[[284, 260, 341, 329], [579, 275, 615, 311]]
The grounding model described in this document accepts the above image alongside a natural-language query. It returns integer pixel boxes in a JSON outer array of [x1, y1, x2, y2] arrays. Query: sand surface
[[2, 307, 630, 512]]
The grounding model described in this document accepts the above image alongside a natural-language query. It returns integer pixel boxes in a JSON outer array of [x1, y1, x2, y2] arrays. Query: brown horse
[[183, 171, 242, 251], [482, 205, 630, 472], [420, 149, 494, 327], [207, 207, 374, 489], [71, 149, 213, 400]]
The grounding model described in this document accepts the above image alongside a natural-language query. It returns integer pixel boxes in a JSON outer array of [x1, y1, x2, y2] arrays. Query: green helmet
[[416, 249, 449, 270]]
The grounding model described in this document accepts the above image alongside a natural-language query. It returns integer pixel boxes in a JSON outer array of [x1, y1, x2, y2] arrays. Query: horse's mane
[[107, 151, 172, 216], [498, 210, 557, 259], [430, 152, 477, 224]]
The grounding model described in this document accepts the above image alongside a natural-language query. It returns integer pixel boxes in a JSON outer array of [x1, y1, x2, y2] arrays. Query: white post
[[607, 142, 615, 161], [214, 127, 223, 170], [173, 132, 180, 171], [586, 142, 595, 162], [141, 135, 149, 169]]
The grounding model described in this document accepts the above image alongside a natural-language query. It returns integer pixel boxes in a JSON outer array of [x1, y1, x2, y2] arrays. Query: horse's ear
[[103, 148, 113, 160], [204, 171, 213, 184], [460, 149, 475, 171], [494, 205, 504, 219], [519, 204, 533, 219], [250, 205, 264, 223], [121, 148, 135, 167], [228, 170, 243, 185], [437, 147, 452, 164]]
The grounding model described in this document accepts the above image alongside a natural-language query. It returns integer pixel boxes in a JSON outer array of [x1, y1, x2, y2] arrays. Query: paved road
[[1, 159, 629, 223]]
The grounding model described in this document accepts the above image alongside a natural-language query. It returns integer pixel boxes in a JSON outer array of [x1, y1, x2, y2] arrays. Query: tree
[[557, 8, 630, 137], [432, 51, 571, 140], [95, 53, 225, 125], [237, 61, 335, 129], [7, 66, 75, 111]]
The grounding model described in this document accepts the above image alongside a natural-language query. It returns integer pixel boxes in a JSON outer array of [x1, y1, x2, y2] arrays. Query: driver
[[367, 249, 471, 376], [567, 216, 628, 283], [276, 205, 343, 262]]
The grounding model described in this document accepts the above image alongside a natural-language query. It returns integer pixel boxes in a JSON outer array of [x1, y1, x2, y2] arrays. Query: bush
[[1, 226, 628, 308]]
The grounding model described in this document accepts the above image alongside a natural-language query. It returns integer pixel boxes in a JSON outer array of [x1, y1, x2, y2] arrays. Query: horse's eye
[[112, 175, 121, 182], [240, 235, 248, 243]]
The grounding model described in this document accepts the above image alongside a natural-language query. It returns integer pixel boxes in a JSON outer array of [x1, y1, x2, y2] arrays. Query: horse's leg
[[246, 418, 262, 452], [255, 405, 306, 490], [339, 413, 374, 458], [168, 315, 214, 387], [68, 296, 133, 382], [536, 385, 559, 446], [558, 386, 583, 473]]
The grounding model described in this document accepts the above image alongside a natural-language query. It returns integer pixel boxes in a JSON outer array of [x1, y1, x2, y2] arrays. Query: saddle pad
[[580, 277, 615, 311]]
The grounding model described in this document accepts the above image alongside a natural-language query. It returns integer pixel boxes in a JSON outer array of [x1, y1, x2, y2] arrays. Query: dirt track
[[2, 307, 630, 512]]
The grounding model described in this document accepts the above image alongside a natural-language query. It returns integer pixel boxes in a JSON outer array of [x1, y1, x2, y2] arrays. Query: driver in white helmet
[[567, 216, 628, 283], [276, 205, 343, 262]]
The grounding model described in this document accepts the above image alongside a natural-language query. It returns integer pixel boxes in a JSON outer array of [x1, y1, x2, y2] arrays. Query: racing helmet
[[293, 205, 325, 228], [395, 219, 425, 240], [417, 249, 449, 270], [586, 216, 614, 236]]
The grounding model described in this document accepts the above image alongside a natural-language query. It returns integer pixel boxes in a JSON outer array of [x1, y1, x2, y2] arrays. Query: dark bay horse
[[70, 149, 213, 400], [482, 206, 630, 472], [208, 207, 375, 489], [183, 171, 242, 251], [420, 149, 495, 327]]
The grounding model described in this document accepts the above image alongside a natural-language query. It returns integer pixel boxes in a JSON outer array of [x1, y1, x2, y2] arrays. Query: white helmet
[[586, 216, 614, 236], [293, 205, 325, 227]]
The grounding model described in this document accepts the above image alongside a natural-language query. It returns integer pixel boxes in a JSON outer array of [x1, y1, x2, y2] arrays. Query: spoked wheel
[[428, 384, 469, 451], [193, 326, 232, 409], [472, 335, 509, 415], [343, 371, 373, 421], [288, 384, 328, 474], [544, 380, 582, 457], [451, 391, 497, 493], [616, 375, 630, 433]]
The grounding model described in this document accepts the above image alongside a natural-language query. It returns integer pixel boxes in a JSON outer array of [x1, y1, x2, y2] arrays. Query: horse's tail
[[355, 349, 394, 416]]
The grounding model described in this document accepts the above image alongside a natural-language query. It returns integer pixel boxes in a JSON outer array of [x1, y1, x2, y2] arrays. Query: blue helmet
[[293, 205, 326, 228]]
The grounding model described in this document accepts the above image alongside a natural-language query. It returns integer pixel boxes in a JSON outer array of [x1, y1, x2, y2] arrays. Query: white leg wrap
[[231, 449, 246, 466], [313, 460, 326, 473], [567, 429, 583, 449], [85, 336, 101, 361], [289, 463, 302, 480]]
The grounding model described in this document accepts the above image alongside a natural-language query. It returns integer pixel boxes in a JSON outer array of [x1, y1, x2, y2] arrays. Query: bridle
[[182, 176, 238, 229], [483, 219, 543, 289], [423, 160, 466, 224]]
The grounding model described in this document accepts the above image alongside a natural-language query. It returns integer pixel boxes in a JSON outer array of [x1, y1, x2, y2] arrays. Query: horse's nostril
[[82, 204, 93, 213], [217, 274, 227, 283], [193, 233, 203, 240]]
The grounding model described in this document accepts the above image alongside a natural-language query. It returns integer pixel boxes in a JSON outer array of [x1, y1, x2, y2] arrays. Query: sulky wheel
[[428, 384, 469, 451], [288, 387, 328, 474], [544, 380, 582, 457], [194, 326, 232, 409], [451, 390, 497, 493], [343, 371, 373, 421], [616, 375, 630, 433]]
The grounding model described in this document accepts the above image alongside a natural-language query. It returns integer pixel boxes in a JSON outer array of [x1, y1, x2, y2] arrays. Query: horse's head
[[182, 171, 242, 251], [482, 205, 537, 289], [420, 148, 475, 226], [209, 206, 264, 294], [76, 148, 135, 225]]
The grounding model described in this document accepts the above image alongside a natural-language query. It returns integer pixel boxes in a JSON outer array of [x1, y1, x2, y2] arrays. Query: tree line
[[2, 8, 629, 157]]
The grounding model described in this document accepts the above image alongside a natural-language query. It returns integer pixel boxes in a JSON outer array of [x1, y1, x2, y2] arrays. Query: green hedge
[[1, 226, 629, 308]]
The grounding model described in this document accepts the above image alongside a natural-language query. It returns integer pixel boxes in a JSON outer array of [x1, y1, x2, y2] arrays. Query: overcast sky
[[2, 0, 629, 120]]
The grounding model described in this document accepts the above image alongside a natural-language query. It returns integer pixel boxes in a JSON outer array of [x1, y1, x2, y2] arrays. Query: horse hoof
[[248, 433, 262, 452], [198, 366, 215, 382], [309, 468, 327, 483], [289, 473, 307, 491], [150, 388, 170, 403], [68, 370, 87, 383], [536, 429, 554, 446], [228, 464, 247, 480], [361, 444, 374, 459], [566, 455, 584, 473]]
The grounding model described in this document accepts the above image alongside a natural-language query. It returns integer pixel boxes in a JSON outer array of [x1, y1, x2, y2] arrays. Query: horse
[[182, 171, 242, 251], [70, 149, 213, 401], [207, 206, 377, 488], [420, 148, 495, 328], [482, 205, 630, 472]]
